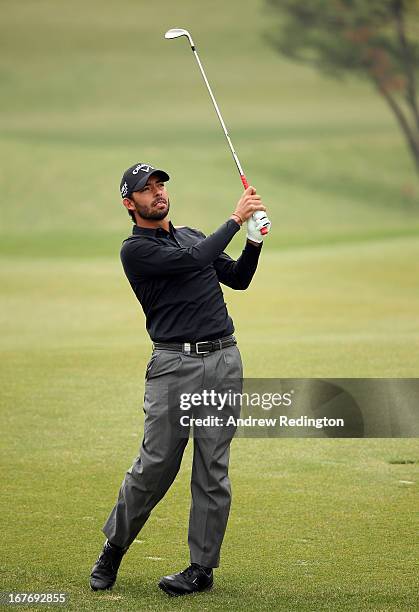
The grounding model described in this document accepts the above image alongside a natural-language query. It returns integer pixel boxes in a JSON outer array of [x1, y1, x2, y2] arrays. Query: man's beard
[[136, 198, 170, 221]]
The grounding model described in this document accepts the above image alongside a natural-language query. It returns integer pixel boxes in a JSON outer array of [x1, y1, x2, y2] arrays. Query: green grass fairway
[[1, 240, 418, 611], [1, 0, 419, 610]]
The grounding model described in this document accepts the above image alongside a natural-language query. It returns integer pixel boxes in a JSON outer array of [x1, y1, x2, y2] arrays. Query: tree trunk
[[375, 81, 419, 176], [392, 0, 419, 132]]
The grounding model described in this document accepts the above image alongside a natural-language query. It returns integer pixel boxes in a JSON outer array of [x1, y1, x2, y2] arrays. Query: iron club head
[[164, 28, 195, 48]]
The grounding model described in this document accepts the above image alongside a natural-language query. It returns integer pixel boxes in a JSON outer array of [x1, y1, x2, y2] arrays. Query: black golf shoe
[[89, 540, 127, 591], [158, 563, 213, 596]]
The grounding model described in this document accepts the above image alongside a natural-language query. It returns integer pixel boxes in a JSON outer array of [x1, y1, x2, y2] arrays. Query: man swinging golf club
[[89, 162, 270, 596]]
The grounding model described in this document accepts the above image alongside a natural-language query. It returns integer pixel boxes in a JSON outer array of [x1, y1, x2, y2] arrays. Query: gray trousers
[[103, 344, 243, 568]]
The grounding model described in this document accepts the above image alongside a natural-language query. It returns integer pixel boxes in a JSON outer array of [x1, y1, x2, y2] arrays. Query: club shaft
[[187, 40, 269, 235], [191, 47, 247, 184]]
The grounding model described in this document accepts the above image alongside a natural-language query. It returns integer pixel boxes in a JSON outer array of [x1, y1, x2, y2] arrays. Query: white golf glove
[[246, 212, 271, 243]]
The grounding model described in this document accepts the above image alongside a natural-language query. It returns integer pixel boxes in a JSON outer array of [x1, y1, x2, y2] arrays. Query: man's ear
[[122, 197, 135, 213]]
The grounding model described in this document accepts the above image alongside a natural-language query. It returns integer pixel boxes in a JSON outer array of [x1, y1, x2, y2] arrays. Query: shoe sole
[[89, 581, 114, 592], [158, 581, 213, 597]]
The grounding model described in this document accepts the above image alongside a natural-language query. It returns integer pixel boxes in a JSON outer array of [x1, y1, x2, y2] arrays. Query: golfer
[[90, 162, 269, 596]]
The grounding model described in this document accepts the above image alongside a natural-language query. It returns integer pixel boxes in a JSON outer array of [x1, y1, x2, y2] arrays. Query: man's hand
[[230, 186, 271, 242], [246, 213, 271, 244], [231, 186, 266, 224]]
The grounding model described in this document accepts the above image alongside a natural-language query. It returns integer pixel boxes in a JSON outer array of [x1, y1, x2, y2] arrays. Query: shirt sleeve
[[214, 241, 263, 290], [121, 219, 241, 278]]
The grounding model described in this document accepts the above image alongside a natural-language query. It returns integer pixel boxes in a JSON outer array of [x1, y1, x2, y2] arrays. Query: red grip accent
[[241, 173, 269, 234]]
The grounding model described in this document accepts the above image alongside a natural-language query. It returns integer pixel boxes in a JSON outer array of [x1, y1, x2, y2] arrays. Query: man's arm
[[121, 219, 241, 278], [214, 241, 262, 290], [122, 185, 268, 278]]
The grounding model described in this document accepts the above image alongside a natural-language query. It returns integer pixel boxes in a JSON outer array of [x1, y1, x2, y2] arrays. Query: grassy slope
[[1, 244, 418, 610], [1, 0, 418, 610], [0, 0, 418, 255]]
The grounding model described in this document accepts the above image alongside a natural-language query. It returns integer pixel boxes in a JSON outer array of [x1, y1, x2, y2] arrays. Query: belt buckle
[[195, 341, 210, 354]]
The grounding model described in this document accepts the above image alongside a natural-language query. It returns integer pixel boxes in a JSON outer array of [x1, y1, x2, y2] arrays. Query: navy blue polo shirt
[[120, 219, 262, 342]]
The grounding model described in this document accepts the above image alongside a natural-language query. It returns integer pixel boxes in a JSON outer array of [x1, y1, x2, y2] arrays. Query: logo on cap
[[121, 181, 129, 197], [132, 164, 153, 175]]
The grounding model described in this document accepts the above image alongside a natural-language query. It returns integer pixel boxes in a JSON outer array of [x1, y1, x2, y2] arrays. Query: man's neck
[[134, 216, 170, 232]]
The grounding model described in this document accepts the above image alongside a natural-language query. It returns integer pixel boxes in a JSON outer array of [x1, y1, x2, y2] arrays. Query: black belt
[[153, 335, 236, 355]]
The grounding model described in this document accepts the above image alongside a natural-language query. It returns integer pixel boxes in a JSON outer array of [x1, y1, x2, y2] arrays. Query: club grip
[[241, 175, 270, 235]]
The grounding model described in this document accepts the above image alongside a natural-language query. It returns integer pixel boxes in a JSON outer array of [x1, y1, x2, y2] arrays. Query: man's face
[[128, 174, 170, 221]]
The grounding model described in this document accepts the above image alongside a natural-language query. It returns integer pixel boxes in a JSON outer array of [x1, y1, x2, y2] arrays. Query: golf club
[[164, 28, 271, 236]]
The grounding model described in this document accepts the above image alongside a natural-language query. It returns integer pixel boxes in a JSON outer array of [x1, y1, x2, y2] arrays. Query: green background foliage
[[266, 0, 419, 174]]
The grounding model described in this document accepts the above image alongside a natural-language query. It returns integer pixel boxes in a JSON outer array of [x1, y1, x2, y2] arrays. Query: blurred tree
[[266, 0, 419, 175]]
